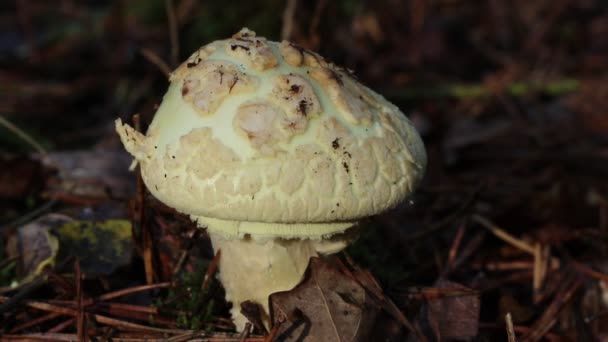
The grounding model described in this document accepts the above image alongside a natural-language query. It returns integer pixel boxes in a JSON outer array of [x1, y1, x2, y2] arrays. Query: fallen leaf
[[270, 257, 378, 342], [6, 215, 134, 280], [6, 213, 68, 280], [424, 279, 480, 340], [54, 219, 134, 276], [241, 300, 267, 335]]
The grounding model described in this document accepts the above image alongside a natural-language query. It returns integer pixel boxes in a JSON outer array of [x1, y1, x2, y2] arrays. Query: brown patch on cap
[[226, 29, 278, 71], [271, 74, 321, 130], [233, 101, 292, 155], [311, 67, 376, 126], [180, 60, 257, 116]]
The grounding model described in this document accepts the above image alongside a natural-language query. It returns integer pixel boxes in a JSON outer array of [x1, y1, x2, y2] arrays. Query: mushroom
[[115, 28, 426, 331]]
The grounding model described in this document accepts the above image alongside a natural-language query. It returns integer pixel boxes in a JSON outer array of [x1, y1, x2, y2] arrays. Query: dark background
[[1, 0, 608, 340]]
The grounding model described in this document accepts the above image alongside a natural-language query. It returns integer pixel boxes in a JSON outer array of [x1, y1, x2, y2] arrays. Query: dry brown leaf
[[6, 213, 69, 278], [425, 279, 480, 340], [240, 300, 268, 335], [269, 257, 379, 342]]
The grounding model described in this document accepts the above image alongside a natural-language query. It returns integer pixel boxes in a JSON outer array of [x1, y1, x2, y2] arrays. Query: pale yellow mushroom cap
[[116, 28, 426, 238]]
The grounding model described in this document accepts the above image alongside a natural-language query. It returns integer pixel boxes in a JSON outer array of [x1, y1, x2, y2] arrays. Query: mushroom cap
[[116, 28, 426, 236]]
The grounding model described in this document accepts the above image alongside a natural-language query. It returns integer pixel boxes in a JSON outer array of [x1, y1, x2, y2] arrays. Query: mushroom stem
[[208, 231, 318, 331]]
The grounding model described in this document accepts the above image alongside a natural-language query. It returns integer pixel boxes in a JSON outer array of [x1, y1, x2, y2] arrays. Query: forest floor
[[1, 0, 608, 341]]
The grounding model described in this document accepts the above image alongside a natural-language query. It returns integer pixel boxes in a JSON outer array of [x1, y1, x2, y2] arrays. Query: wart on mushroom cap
[[116, 29, 425, 230], [116, 28, 426, 331]]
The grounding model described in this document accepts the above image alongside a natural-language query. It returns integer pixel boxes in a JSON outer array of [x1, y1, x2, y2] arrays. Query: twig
[[3, 332, 77, 341], [132, 114, 155, 285], [264, 318, 282, 342], [175, 0, 198, 23], [9, 312, 62, 333], [75, 260, 86, 342], [0, 275, 47, 314], [444, 219, 467, 272], [201, 249, 221, 291], [0, 296, 76, 314], [478, 322, 562, 340], [505, 313, 517, 342], [189, 337, 266, 342], [96, 282, 171, 302], [1, 199, 56, 233], [172, 250, 190, 277], [3, 331, 266, 341], [45, 191, 108, 206], [142, 217, 155, 285], [165, 0, 179, 66], [341, 255, 428, 341], [403, 287, 480, 301], [520, 269, 584, 342], [48, 318, 76, 333], [446, 231, 486, 276], [476, 260, 533, 271], [532, 243, 542, 302], [308, 0, 327, 49], [47, 300, 179, 327], [92, 313, 187, 333], [0, 295, 190, 334], [572, 262, 608, 283], [139, 48, 172, 78], [171, 229, 200, 276], [91, 302, 171, 315], [239, 323, 252, 342], [281, 0, 297, 40], [166, 331, 199, 342], [0, 115, 46, 154], [533, 245, 551, 303], [472, 215, 536, 254], [473, 214, 556, 299]]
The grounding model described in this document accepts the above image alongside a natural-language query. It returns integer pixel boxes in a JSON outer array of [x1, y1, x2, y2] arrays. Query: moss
[[152, 261, 217, 330], [54, 220, 133, 276]]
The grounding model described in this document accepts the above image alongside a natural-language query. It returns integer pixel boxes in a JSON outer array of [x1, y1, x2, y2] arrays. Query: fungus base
[[207, 225, 358, 331]]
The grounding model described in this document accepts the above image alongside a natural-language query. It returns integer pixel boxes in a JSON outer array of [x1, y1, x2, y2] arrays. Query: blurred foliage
[[1, 0, 608, 339]]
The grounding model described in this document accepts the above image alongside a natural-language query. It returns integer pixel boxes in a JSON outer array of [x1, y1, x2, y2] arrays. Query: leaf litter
[[1, 0, 608, 340], [270, 257, 379, 342]]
